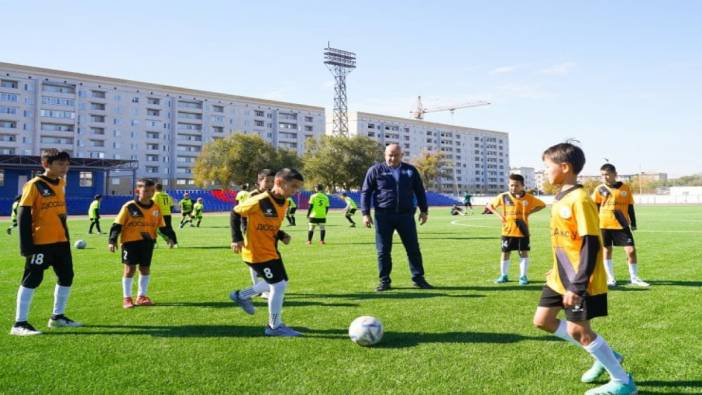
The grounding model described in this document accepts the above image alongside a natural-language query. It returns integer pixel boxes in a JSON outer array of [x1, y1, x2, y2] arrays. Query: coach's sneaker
[[48, 314, 83, 328], [519, 276, 529, 286], [495, 274, 509, 284], [10, 321, 41, 336], [229, 290, 255, 315], [629, 277, 650, 287], [265, 324, 301, 337], [123, 297, 135, 309], [136, 295, 155, 306], [585, 374, 637, 395], [581, 351, 624, 383]]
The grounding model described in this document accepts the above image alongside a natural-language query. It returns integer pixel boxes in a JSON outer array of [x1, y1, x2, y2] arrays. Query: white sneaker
[[265, 324, 301, 337], [48, 315, 83, 328], [259, 292, 270, 299], [10, 322, 42, 336], [607, 278, 617, 287], [630, 277, 650, 287], [229, 291, 255, 315]]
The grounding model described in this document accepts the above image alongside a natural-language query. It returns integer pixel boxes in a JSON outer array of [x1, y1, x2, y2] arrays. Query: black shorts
[[22, 242, 73, 287], [538, 285, 608, 322], [309, 217, 326, 224], [501, 236, 530, 252], [246, 259, 288, 284], [602, 228, 635, 247], [288, 207, 297, 215], [464, 202, 472, 208], [182, 211, 193, 217], [346, 208, 357, 216], [122, 240, 155, 267]]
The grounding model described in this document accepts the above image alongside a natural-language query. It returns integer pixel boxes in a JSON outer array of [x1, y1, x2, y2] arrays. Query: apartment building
[[0, 62, 325, 189], [345, 112, 509, 194]]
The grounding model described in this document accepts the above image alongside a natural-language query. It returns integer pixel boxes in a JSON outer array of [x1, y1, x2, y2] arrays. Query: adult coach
[[361, 143, 432, 291]]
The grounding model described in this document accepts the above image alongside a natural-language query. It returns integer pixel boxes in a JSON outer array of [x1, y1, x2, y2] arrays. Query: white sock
[[628, 263, 638, 279], [604, 259, 615, 280], [52, 285, 71, 316], [584, 335, 628, 383], [138, 275, 150, 297], [122, 277, 133, 298], [240, 280, 269, 299], [268, 280, 287, 329], [519, 258, 529, 277], [249, 267, 259, 286], [15, 286, 35, 322], [553, 319, 581, 348], [500, 260, 510, 276]]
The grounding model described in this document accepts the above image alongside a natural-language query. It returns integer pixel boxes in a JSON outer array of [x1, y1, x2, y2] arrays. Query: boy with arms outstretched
[[109, 178, 176, 309], [229, 168, 303, 336], [533, 142, 636, 395]]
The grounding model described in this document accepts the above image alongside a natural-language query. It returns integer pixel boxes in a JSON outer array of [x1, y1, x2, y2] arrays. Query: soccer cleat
[[229, 290, 255, 315], [376, 282, 391, 292], [413, 279, 434, 289], [10, 321, 41, 336], [629, 277, 650, 287], [6, 228, 11, 235], [350, 223, 356, 228], [581, 351, 624, 383], [319, 240, 326, 245], [495, 275, 509, 284], [584, 374, 637, 395], [123, 297, 135, 309], [305, 241, 312, 246], [136, 295, 155, 306], [519, 276, 529, 286], [607, 279, 618, 287], [265, 324, 301, 337], [48, 314, 83, 328]]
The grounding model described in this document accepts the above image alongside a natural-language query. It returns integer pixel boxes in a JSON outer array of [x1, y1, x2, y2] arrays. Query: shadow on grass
[[152, 300, 359, 308], [637, 380, 702, 395], [287, 292, 484, 300], [647, 280, 702, 287], [177, 246, 230, 250], [419, 236, 500, 240], [374, 330, 555, 348]]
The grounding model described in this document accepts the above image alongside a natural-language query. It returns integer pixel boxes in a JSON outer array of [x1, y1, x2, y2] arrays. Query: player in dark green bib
[[179, 192, 194, 228]]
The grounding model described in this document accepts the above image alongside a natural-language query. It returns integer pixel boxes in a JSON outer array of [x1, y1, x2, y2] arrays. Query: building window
[[304, 116, 313, 122], [254, 110, 265, 117], [80, 172, 93, 187], [0, 80, 19, 89]]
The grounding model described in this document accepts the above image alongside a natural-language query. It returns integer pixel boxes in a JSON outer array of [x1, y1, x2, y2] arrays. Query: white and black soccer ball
[[349, 315, 383, 346], [74, 239, 87, 249]]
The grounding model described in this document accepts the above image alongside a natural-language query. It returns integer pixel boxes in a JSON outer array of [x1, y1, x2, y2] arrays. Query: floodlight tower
[[324, 43, 356, 136]]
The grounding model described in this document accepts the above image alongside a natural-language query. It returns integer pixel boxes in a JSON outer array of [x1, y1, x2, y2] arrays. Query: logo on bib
[[559, 207, 572, 219]]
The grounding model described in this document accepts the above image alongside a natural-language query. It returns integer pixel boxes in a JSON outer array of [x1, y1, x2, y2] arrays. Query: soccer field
[[0, 205, 700, 394]]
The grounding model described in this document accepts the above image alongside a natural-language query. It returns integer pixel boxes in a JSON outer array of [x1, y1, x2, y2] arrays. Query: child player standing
[[109, 178, 176, 309], [486, 174, 545, 285], [532, 142, 637, 395], [592, 163, 649, 287], [229, 168, 304, 336]]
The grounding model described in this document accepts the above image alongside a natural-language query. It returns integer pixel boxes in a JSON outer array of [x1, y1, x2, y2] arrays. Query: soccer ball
[[74, 240, 87, 249], [348, 316, 383, 346]]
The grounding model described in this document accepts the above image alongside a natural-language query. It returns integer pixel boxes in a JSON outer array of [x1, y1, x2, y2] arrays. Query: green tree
[[303, 135, 383, 191], [541, 178, 560, 195], [412, 150, 450, 191], [192, 134, 301, 188]]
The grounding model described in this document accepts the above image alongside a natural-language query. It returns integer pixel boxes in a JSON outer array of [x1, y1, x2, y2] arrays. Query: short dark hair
[[137, 178, 155, 187], [341, 192, 347, 197], [275, 168, 304, 182], [94, 194, 102, 200], [315, 184, 324, 191], [600, 163, 617, 173], [257, 169, 276, 180], [508, 174, 525, 184], [41, 149, 70, 164], [155, 183, 164, 191], [542, 142, 586, 175]]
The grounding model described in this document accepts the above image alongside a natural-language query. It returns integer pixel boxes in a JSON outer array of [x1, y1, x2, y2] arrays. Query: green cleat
[[494, 275, 509, 284], [581, 351, 624, 383], [584, 374, 637, 395], [519, 276, 529, 285]]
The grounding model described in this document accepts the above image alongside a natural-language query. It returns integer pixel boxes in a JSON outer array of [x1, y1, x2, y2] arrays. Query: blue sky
[[4, 1, 701, 177]]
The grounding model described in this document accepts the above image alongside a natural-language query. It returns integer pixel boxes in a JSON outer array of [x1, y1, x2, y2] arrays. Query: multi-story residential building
[[344, 111, 509, 194], [0, 62, 325, 189], [510, 166, 536, 190]]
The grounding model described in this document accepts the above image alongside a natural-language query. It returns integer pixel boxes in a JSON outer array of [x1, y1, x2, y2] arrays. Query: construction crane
[[410, 96, 490, 120]]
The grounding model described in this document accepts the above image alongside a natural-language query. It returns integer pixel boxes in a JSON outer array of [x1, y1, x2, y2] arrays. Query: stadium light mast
[[324, 42, 356, 136]]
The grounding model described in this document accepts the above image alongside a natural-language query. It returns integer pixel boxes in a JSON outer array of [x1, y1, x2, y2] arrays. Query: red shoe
[[136, 295, 154, 306], [123, 297, 135, 309]]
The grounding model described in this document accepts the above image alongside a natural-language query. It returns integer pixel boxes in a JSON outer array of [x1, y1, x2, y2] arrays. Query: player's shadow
[[287, 292, 484, 300], [376, 330, 555, 348], [419, 236, 500, 240], [178, 246, 230, 250], [153, 300, 359, 308], [636, 380, 702, 394], [426, 284, 545, 292]]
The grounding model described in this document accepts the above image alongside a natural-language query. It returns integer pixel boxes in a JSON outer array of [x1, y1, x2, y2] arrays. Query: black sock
[[321, 230, 326, 241], [307, 230, 313, 242]]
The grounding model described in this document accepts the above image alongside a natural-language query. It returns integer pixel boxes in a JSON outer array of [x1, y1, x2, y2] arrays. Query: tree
[[303, 135, 383, 191], [412, 150, 450, 191], [541, 178, 560, 195], [192, 134, 301, 188], [581, 178, 600, 195]]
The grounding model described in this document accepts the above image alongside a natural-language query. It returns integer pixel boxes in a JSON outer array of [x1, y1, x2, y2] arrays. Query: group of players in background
[[7, 141, 644, 394]]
